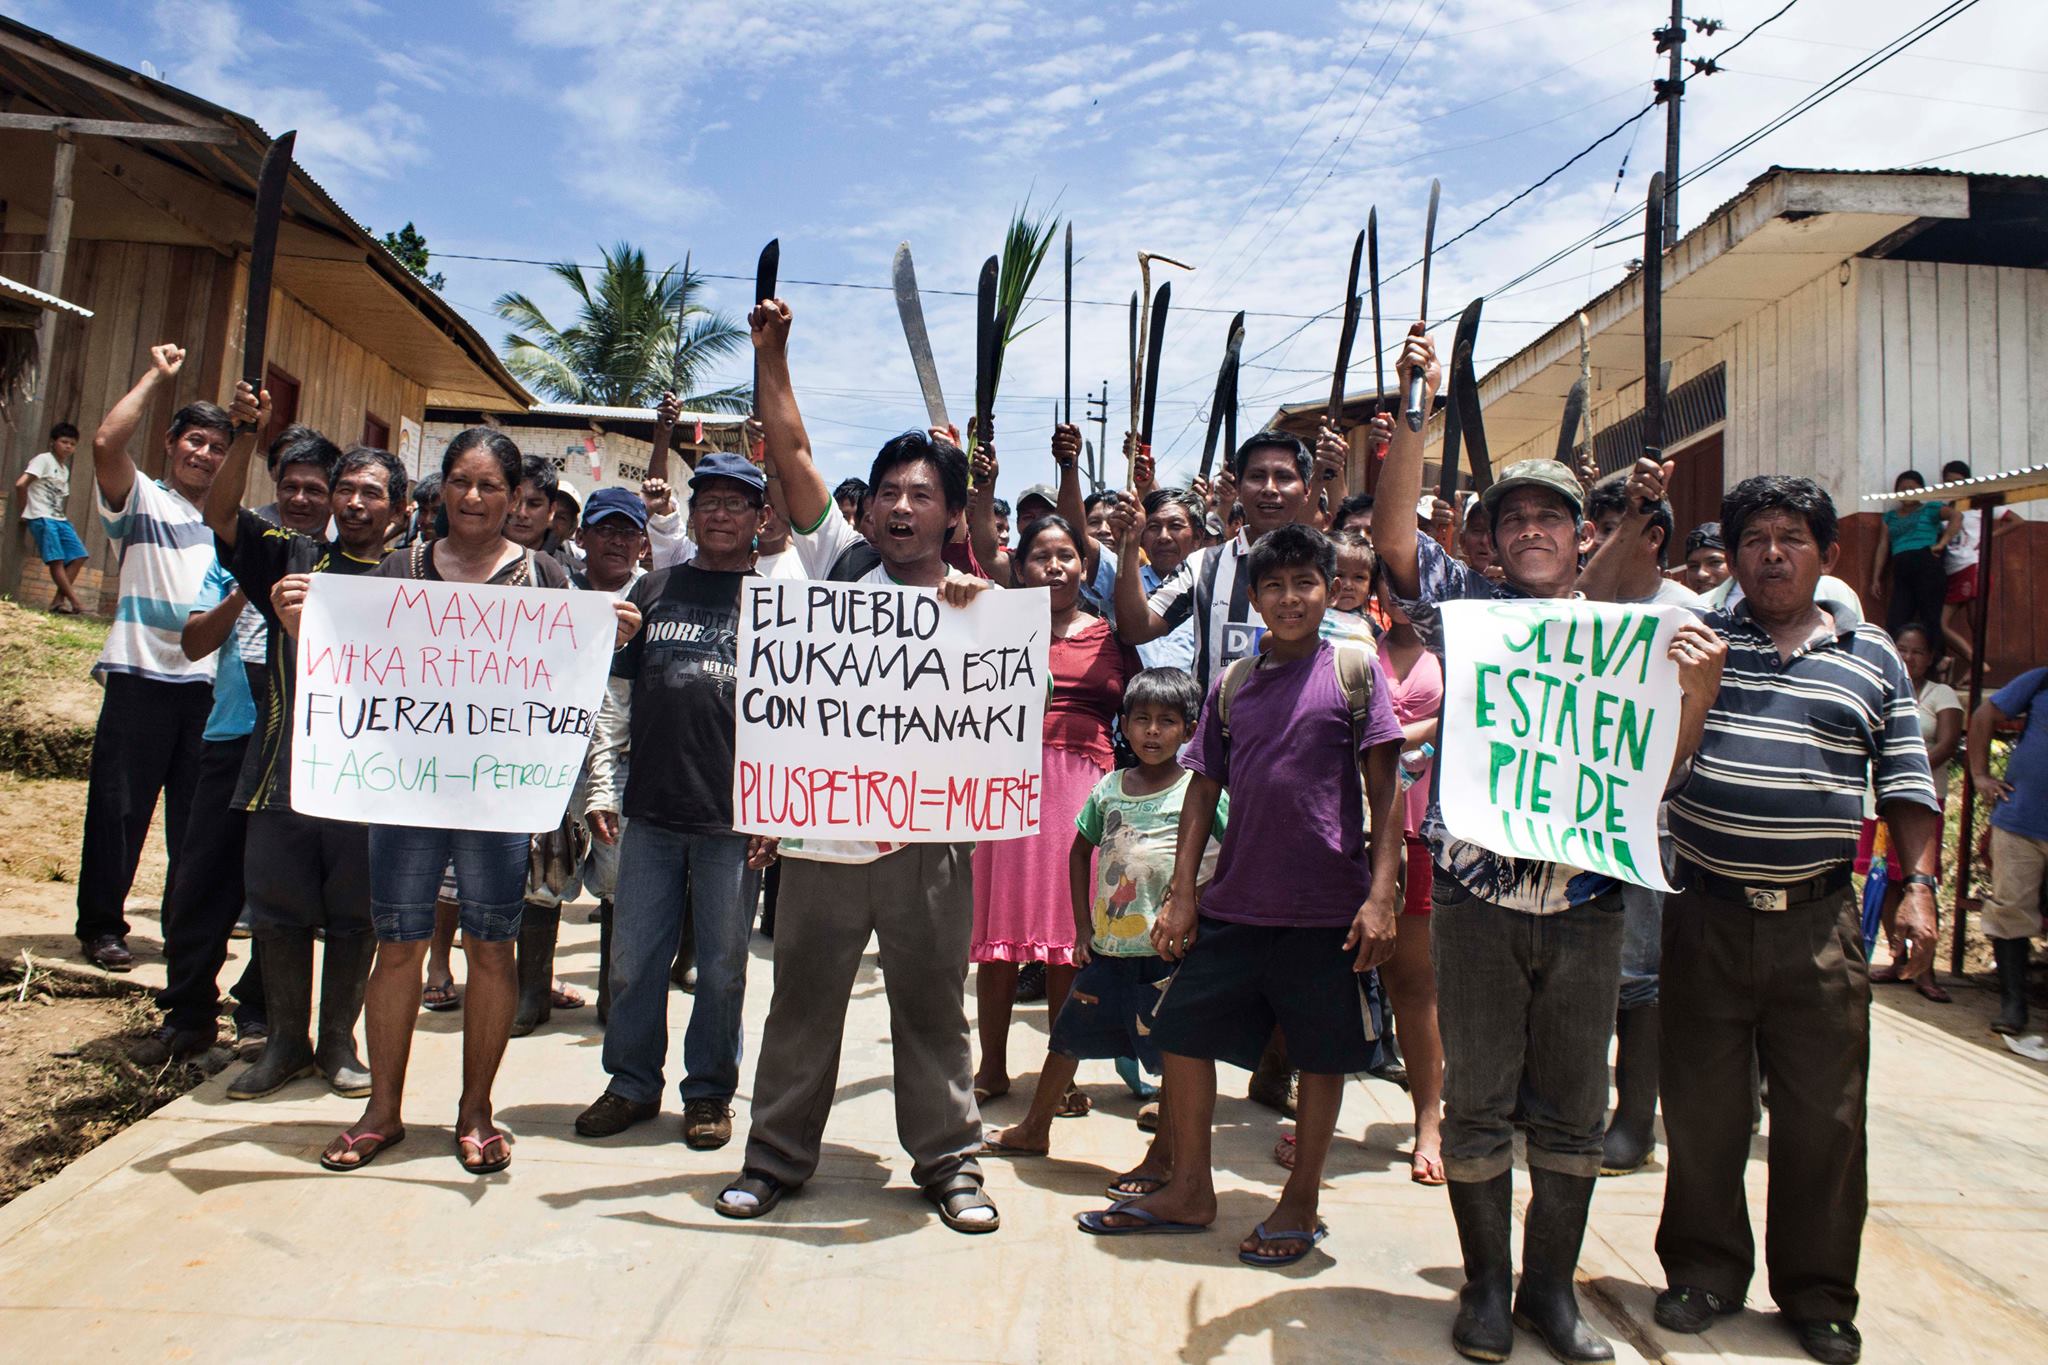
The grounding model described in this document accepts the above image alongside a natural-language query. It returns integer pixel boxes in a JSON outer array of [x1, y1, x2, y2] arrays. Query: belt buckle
[[1744, 886, 1788, 912]]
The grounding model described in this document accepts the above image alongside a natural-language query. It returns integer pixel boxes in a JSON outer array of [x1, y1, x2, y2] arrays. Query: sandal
[[926, 1176, 1000, 1234], [1238, 1220, 1329, 1267], [422, 978, 460, 1012], [978, 1130, 1048, 1157], [550, 981, 586, 1010], [1077, 1198, 1204, 1236], [715, 1170, 787, 1220], [456, 1129, 511, 1174], [1411, 1150, 1447, 1186], [1106, 1171, 1168, 1199], [1273, 1132, 1298, 1171], [319, 1127, 405, 1171], [1869, 963, 1902, 985], [1914, 975, 1953, 1004], [1055, 1087, 1092, 1119]]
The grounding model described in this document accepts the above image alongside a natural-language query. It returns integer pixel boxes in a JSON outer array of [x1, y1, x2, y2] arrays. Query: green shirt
[[1074, 769, 1228, 957]]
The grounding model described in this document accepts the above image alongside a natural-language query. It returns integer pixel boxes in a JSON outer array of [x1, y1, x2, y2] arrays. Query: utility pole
[[1084, 381, 1108, 492], [1653, 6, 1724, 251]]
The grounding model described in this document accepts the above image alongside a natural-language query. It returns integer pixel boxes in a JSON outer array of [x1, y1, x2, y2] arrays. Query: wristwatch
[[1903, 873, 1940, 890]]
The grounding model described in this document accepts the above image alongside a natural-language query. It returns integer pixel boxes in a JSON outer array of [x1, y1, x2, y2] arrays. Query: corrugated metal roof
[[1863, 463, 2048, 508], [527, 403, 746, 426], [0, 273, 91, 318]]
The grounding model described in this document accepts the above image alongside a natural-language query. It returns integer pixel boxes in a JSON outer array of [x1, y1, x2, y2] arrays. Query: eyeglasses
[[584, 520, 645, 541], [693, 495, 759, 515]]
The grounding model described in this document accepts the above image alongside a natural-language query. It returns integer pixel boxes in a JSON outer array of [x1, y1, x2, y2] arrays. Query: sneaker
[[234, 1018, 269, 1061], [1016, 961, 1047, 1002], [683, 1098, 734, 1150], [1654, 1286, 1740, 1333], [575, 1091, 659, 1138], [85, 934, 133, 972], [1790, 1319, 1861, 1364], [130, 1024, 214, 1066]]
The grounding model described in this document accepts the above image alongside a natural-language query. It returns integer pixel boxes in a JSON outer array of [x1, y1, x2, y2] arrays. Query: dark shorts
[[244, 808, 374, 936], [1402, 834, 1432, 916], [1049, 954, 1172, 1072], [1150, 917, 1383, 1075]]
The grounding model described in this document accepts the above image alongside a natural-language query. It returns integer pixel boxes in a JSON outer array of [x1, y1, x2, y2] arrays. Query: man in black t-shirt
[[574, 455, 776, 1150], [203, 428, 408, 1102]]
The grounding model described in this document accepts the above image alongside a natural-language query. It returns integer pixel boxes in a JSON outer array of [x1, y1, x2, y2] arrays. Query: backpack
[[1215, 638, 1379, 756]]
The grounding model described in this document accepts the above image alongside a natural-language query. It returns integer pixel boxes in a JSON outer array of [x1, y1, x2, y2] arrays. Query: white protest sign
[[290, 574, 619, 833], [1438, 598, 1685, 891], [733, 580, 1049, 842]]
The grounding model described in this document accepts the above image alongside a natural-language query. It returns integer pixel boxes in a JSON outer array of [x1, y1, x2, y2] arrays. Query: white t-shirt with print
[[23, 452, 70, 521]]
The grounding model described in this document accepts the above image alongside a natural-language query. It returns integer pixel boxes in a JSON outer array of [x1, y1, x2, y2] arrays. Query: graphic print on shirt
[[644, 604, 740, 687]]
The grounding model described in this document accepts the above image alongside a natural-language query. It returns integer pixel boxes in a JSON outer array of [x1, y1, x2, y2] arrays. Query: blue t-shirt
[[1989, 667, 2048, 840], [194, 560, 257, 742]]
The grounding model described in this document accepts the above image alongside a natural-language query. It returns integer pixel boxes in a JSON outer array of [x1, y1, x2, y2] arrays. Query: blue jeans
[[368, 825, 527, 942], [602, 823, 758, 1105], [1618, 883, 1663, 1010]]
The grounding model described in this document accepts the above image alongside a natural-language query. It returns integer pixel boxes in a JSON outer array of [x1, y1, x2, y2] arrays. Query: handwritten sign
[[1438, 599, 1684, 891], [733, 580, 1049, 842], [290, 575, 620, 832]]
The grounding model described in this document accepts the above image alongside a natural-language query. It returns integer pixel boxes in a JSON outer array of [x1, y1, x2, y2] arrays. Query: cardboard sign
[[1438, 598, 1685, 891], [733, 580, 1049, 842], [289, 574, 619, 832]]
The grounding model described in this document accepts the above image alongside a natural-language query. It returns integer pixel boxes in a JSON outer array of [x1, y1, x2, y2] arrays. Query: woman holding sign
[[277, 429, 639, 1175], [969, 507, 1137, 1104]]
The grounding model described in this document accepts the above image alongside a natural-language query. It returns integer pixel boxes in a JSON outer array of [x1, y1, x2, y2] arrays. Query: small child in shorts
[[13, 421, 88, 614], [1076, 523, 1405, 1267], [981, 667, 1225, 1198]]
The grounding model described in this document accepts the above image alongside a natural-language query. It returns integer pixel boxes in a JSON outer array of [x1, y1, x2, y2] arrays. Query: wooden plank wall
[[251, 283, 427, 481]]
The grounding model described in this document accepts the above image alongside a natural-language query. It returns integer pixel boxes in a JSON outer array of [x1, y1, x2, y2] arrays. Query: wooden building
[[0, 17, 527, 609], [420, 402, 748, 498]]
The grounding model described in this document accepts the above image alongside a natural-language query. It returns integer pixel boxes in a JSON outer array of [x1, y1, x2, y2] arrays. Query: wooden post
[[2, 129, 77, 599], [1949, 498, 1997, 977]]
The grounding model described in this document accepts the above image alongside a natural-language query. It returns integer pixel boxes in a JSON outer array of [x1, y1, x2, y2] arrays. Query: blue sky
[[20, 0, 2047, 487]]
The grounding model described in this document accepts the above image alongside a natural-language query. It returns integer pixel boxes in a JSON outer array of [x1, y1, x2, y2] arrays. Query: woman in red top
[[971, 514, 1136, 1102]]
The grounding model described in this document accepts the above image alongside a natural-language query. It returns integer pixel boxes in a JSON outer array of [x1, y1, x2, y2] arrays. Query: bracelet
[[1902, 873, 1939, 890]]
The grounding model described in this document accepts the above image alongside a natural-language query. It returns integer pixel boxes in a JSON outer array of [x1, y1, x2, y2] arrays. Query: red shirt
[[1043, 616, 1138, 769]]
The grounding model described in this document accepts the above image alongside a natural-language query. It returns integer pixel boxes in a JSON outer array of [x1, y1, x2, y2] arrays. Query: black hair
[[991, 497, 1011, 519], [264, 422, 323, 473], [868, 430, 969, 512], [517, 454, 559, 499], [1684, 521, 1724, 555], [168, 401, 234, 444], [49, 421, 79, 443], [334, 445, 408, 505], [1892, 620, 1943, 660], [1247, 522, 1336, 589], [1334, 490, 1375, 529], [1083, 489, 1117, 515], [1588, 470, 1675, 566], [1721, 474, 1839, 554], [412, 472, 442, 507], [1893, 468, 1926, 492], [833, 477, 869, 504], [1122, 666, 1202, 725], [273, 429, 342, 485], [1228, 501, 1246, 526], [1229, 429, 1312, 482], [1015, 513, 1080, 562], [1143, 487, 1205, 524], [441, 427, 522, 488], [1941, 460, 1971, 482]]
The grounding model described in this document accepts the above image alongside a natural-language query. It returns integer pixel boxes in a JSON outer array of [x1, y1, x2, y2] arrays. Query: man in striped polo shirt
[[75, 344, 234, 972], [1610, 466, 1939, 1365]]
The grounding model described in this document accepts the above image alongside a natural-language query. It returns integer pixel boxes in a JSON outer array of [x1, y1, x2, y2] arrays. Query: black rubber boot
[[512, 902, 559, 1038], [227, 930, 317, 1099], [596, 898, 613, 1026], [1446, 1173, 1516, 1362], [1513, 1168, 1614, 1363], [315, 932, 374, 1097], [1992, 937, 2031, 1036], [1600, 1005, 1660, 1176]]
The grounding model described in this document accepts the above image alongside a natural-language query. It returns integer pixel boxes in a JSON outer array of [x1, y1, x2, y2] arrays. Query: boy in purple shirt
[[1077, 524, 1404, 1267]]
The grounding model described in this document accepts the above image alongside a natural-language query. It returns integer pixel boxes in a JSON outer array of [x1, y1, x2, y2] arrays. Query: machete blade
[[238, 129, 296, 432], [1452, 297, 1491, 494], [1063, 224, 1074, 425], [1642, 172, 1666, 463], [1200, 309, 1247, 480], [1555, 379, 1587, 465], [975, 255, 999, 450], [1405, 178, 1441, 432], [1437, 298, 1484, 503], [1140, 281, 1171, 452], [1367, 207, 1385, 412], [892, 242, 950, 431], [1329, 229, 1363, 424]]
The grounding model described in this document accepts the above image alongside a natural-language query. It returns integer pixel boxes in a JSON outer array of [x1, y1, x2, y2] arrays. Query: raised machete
[[1437, 298, 1483, 504], [974, 255, 999, 454], [1138, 280, 1171, 476], [1641, 172, 1666, 476], [1329, 228, 1364, 426], [1404, 177, 1440, 433], [1063, 224, 1073, 425], [1199, 309, 1247, 480], [892, 242, 950, 431], [237, 129, 296, 433], [1451, 297, 1492, 495]]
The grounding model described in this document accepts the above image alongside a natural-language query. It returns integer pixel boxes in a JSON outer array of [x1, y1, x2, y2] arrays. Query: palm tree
[[493, 242, 751, 411]]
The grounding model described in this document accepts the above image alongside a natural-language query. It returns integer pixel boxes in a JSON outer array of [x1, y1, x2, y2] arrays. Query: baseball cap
[[553, 476, 583, 511], [1480, 459, 1584, 517], [582, 486, 647, 529], [688, 451, 767, 496], [1017, 483, 1057, 512]]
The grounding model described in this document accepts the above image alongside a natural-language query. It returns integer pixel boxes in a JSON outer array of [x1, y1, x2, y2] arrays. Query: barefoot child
[[1077, 523, 1405, 1267], [982, 667, 1226, 1197]]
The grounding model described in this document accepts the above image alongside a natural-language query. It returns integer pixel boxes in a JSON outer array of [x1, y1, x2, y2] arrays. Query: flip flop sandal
[[1914, 977, 1953, 1004], [550, 984, 586, 1010], [1411, 1151, 1447, 1186], [971, 1085, 1009, 1104], [1077, 1198, 1206, 1236], [1238, 1220, 1329, 1267], [456, 1129, 511, 1174], [1273, 1133, 1298, 1170], [1105, 1173, 1167, 1199], [320, 1128, 405, 1172], [927, 1177, 1001, 1234], [977, 1131, 1048, 1157], [1055, 1087, 1093, 1119], [715, 1170, 787, 1219], [1135, 1102, 1160, 1133], [422, 979, 461, 1012]]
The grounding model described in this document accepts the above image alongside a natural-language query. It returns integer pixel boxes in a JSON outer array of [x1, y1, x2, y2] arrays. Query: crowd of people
[[24, 301, 2043, 1365]]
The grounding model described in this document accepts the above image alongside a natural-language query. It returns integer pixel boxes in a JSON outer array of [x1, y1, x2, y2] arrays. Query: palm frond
[[991, 197, 1061, 397]]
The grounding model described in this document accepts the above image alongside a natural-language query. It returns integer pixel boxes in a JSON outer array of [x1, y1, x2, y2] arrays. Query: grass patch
[[0, 599, 104, 779]]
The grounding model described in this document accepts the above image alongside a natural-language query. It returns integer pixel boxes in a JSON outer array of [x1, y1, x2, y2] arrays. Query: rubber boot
[[314, 932, 374, 1097], [1992, 937, 2031, 1036], [227, 929, 317, 1099], [1513, 1168, 1615, 1363], [1247, 1027, 1297, 1116], [1600, 1005, 1660, 1176], [1446, 1173, 1516, 1362], [512, 902, 560, 1038], [596, 898, 614, 1026]]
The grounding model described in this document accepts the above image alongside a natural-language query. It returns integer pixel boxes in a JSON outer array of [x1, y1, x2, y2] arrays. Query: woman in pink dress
[[971, 514, 1136, 1102]]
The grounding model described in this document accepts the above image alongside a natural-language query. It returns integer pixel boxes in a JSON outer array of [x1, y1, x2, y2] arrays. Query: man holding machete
[[714, 298, 1002, 1235], [1376, 323, 1726, 1365]]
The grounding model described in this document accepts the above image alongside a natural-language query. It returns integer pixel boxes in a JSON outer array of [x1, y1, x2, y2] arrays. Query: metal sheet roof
[[1863, 463, 2048, 509], [0, 273, 91, 318], [527, 403, 746, 426]]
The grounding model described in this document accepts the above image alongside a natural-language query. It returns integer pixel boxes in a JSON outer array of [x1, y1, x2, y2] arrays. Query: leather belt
[[1681, 864, 1852, 912]]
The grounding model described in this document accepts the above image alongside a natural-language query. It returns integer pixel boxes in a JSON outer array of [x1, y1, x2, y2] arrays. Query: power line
[[1711, 0, 1804, 63], [1906, 123, 2048, 166], [1720, 66, 2048, 117]]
